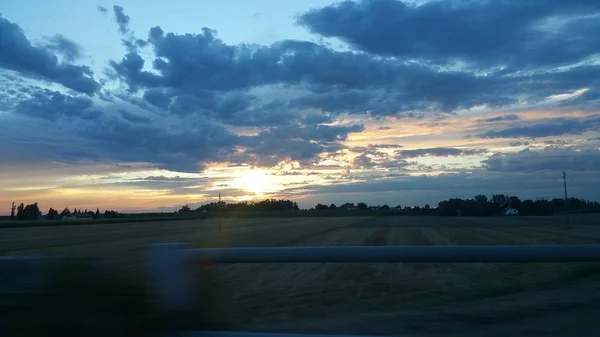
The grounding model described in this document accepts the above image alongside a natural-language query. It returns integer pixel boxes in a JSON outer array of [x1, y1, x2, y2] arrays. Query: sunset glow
[[1, 1, 600, 213]]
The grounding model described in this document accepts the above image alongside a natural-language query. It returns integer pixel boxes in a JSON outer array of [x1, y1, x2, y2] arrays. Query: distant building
[[503, 208, 519, 216], [62, 213, 94, 220]]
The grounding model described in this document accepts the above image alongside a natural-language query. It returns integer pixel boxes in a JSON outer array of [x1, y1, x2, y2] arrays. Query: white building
[[503, 208, 519, 216]]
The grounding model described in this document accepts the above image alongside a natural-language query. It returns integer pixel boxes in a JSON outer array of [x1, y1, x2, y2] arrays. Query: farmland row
[[222, 222, 600, 327]]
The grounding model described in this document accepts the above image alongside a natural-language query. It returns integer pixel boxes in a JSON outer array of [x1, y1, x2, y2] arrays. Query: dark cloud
[[143, 88, 174, 109], [97, 5, 108, 14], [370, 144, 402, 149], [113, 5, 130, 34], [118, 109, 152, 124], [298, 0, 600, 69], [479, 116, 600, 139], [44, 35, 82, 62], [377, 126, 392, 130], [104, 16, 600, 119], [110, 26, 519, 116], [352, 152, 407, 170], [352, 153, 377, 168], [479, 114, 521, 123], [14, 89, 96, 120], [509, 141, 530, 147], [259, 123, 364, 143], [484, 148, 600, 172], [398, 147, 486, 158], [80, 115, 239, 172], [0, 16, 100, 94]]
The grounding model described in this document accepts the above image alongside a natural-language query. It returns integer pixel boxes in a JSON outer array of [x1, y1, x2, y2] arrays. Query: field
[[2, 215, 600, 336]]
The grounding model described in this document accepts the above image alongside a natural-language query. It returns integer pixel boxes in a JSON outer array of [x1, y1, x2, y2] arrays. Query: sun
[[231, 169, 282, 195]]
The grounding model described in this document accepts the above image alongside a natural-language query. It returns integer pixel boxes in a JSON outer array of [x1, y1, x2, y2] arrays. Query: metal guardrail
[[169, 332, 387, 337], [185, 244, 600, 263], [150, 243, 600, 313]]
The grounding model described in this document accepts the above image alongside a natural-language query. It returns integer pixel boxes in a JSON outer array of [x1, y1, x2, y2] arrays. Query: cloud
[[80, 114, 239, 172], [118, 109, 152, 124], [509, 141, 530, 147], [103, 13, 600, 121], [44, 35, 83, 62], [97, 5, 108, 14], [484, 148, 600, 172], [397, 147, 486, 158], [298, 0, 600, 69], [132, 175, 198, 182], [0, 16, 100, 94], [14, 89, 96, 120], [377, 126, 392, 130], [110, 26, 520, 116], [479, 116, 600, 139], [478, 114, 521, 123], [259, 123, 364, 143], [113, 5, 130, 34]]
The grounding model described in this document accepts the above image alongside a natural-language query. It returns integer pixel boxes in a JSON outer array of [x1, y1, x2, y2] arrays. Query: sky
[[1, 0, 600, 213]]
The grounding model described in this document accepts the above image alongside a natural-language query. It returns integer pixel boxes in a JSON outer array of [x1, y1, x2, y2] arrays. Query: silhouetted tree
[[16, 203, 40, 221], [474, 195, 488, 204], [94, 208, 100, 219], [315, 203, 329, 210], [47, 208, 59, 220], [178, 205, 191, 212], [381, 204, 390, 210], [357, 202, 368, 210], [104, 210, 122, 219], [329, 203, 337, 210], [60, 208, 71, 217]]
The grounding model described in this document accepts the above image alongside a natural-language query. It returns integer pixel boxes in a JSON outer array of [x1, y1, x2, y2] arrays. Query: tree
[[16, 203, 40, 221], [47, 208, 59, 220], [381, 204, 390, 210], [329, 203, 337, 210], [508, 196, 521, 209], [474, 195, 488, 204], [315, 203, 329, 210], [424, 204, 430, 210], [94, 208, 100, 219], [492, 194, 509, 206], [357, 202, 368, 210], [178, 205, 191, 212], [10, 202, 16, 220], [16, 203, 24, 219], [60, 207, 71, 217], [73, 208, 78, 215]]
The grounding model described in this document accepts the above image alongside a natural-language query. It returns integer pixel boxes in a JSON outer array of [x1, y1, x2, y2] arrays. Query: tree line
[[9, 202, 123, 221], [436, 194, 600, 216], [179, 199, 300, 213], [182, 195, 600, 217], [10, 194, 600, 221]]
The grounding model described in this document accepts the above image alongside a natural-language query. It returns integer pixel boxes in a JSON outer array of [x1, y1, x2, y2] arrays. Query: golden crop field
[[2, 214, 600, 336]]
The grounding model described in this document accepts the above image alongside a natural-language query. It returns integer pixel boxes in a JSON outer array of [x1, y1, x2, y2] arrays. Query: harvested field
[[2, 214, 600, 336]]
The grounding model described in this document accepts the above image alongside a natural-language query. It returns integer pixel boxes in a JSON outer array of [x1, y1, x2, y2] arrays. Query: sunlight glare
[[230, 169, 282, 194]]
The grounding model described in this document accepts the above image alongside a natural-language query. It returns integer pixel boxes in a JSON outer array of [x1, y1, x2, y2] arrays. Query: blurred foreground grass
[[0, 258, 230, 337]]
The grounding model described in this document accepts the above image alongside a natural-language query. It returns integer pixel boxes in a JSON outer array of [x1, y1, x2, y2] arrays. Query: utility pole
[[218, 193, 222, 232], [563, 171, 570, 227]]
